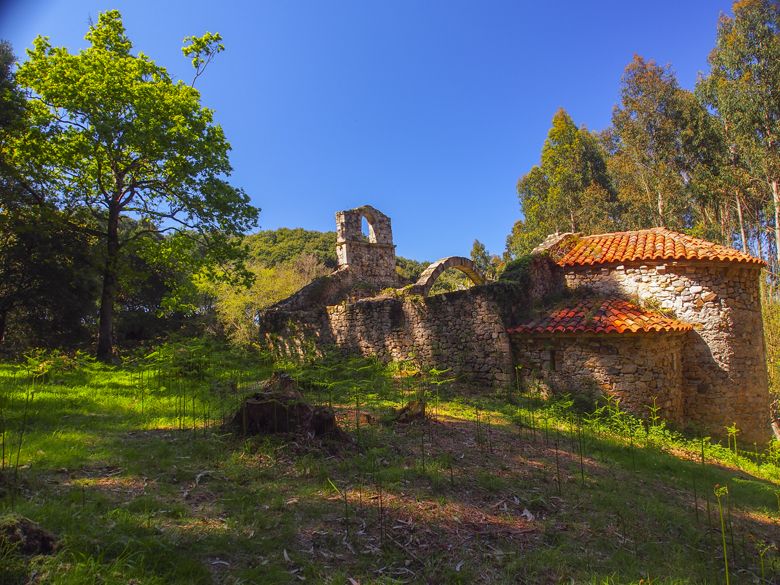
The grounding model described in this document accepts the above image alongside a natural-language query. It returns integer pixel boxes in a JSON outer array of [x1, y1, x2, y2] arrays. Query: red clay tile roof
[[507, 298, 693, 335], [556, 227, 763, 267]]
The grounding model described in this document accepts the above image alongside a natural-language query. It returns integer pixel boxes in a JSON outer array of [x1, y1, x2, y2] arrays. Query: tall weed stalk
[[714, 484, 730, 585]]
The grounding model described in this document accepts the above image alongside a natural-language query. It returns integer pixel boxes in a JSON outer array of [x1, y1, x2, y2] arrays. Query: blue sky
[[1, 0, 733, 262]]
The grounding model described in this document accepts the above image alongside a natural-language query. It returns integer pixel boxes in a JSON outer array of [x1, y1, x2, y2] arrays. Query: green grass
[[0, 343, 778, 584]]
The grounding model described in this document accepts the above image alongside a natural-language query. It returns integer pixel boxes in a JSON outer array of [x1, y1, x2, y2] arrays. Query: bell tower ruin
[[335, 205, 397, 287]]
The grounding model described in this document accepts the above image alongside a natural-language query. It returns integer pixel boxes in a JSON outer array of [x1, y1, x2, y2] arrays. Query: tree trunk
[[0, 307, 7, 345], [657, 190, 665, 227], [735, 193, 748, 253], [772, 179, 780, 269], [96, 206, 120, 362]]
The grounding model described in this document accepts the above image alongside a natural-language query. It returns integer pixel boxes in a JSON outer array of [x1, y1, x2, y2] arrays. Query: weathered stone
[[563, 260, 769, 443], [258, 207, 771, 443]]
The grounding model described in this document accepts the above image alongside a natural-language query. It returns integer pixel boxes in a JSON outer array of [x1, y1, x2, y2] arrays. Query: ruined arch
[[413, 256, 486, 296]]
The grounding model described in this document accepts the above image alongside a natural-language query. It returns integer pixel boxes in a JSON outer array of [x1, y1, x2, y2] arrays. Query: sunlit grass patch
[[0, 346, 779, 583]]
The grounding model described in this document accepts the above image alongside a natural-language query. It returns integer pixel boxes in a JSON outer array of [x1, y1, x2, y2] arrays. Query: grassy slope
[[0, 343, 778, 584]]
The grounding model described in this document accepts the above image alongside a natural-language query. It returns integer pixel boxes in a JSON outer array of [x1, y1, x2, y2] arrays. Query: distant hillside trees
[[245, 228, 337, 269]]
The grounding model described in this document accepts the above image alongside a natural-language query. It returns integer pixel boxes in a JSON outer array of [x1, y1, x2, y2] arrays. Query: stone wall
[[511, 333, 686, 425], [564, 262, 769, 442], [259, 257, 565, 388], [327, 287, 515, 387]]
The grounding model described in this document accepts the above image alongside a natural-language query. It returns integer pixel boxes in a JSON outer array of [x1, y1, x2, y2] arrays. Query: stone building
[[259, 208, 772, 443], [513, 228, 769, 443], [509, 297, 692, 427]]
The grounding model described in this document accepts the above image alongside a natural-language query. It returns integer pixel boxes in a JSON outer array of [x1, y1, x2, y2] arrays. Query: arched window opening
[[360, 215, 376, 243]]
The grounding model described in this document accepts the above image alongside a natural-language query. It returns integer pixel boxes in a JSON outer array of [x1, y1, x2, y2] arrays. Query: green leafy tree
[[0, 41, 99, 347], [539, 110, 616, 233], [10, 11, 259, 360], [470, 239, 502, 280], [609, 55, 723, 231], [0, 41, 24, 141], [0, 206, 99, 347], [698, 0, 780, 264], [0, 40, 33, 209], [201, 253, 329, 346], [470, 240, 491, 275], [508, 109, 616, 257]]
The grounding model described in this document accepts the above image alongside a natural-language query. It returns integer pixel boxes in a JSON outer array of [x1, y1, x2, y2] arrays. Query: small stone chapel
[[512, 229, 769, 444], [258, 206, 772, 443]]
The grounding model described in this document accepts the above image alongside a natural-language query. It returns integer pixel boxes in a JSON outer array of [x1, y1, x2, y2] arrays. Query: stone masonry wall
[[326, 286, 518, 387], [565, 262, 769, 442], [259, 257, 565, 388], [511, 333, 686, 425]]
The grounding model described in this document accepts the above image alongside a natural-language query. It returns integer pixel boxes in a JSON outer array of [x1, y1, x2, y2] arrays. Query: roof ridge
[[579, 226, 665, 239], [555, 227, 763, 266]]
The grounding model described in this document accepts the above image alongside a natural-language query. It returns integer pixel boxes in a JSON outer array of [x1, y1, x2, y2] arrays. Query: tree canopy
[[507, 109, 616, 257], [698, 0, 780, 261], [506, 3, 779, 266], [6, 10, 259, 359]]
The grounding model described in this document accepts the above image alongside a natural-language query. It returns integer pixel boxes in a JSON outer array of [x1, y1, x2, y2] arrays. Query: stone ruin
[[259, 206, 772, 443]]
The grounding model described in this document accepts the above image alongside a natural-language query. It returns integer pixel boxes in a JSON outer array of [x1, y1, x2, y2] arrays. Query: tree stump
[[394, 399, 426, 423], [228, 372, 341, 438], [0, 514, 57, 555]]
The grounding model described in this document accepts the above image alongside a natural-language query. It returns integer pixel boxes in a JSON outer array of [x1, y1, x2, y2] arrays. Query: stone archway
[[412, 256, 486, 296]]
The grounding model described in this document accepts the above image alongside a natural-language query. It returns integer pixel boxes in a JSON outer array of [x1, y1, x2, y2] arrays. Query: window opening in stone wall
[[360, 216, 377, 243], [548, 349, 558, 371]]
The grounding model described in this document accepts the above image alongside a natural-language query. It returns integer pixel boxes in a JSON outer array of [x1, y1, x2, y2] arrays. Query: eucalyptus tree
[[508, 109, 616, 257], [609, 55, 723, 232], [10, 11, 259, 359], [698, 0, 780, 264]]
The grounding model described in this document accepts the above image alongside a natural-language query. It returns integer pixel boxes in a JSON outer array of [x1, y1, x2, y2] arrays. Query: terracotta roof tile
[[507, 298, 693, 335], [556, 228, 763, 267]]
